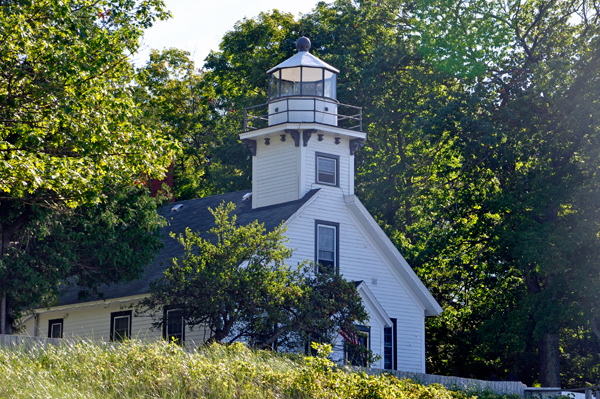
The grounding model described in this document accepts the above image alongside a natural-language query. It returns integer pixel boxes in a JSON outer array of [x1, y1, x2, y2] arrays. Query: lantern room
[[265, 37, 340, 126], [267, 37, 338, 101]]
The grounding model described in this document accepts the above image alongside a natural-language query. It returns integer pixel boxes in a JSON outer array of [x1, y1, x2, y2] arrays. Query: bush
[[0, 340, 520, 399]]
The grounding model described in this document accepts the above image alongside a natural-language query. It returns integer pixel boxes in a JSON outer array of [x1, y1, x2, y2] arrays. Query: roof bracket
[[285, 129, 300, 147], [349, 138, 366, 155], [303, 129, 316, 147]]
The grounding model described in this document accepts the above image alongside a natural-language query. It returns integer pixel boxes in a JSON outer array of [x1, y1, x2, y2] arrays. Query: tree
[[140, 202, 368, 350], [7, 185, 166, 331], [134, 48, 250, 200], [0, 0, 177, 333], [374, 0, 600, 386]]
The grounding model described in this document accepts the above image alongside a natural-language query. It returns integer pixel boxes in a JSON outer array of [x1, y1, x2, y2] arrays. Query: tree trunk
[[539, 332, 561, 387], [0, 293, 5, 335], [0, 225, 7, 335]]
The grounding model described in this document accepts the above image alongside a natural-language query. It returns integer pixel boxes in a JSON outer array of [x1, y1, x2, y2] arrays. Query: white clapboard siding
[[253, 137, 299, 208], [20, 300, 209, 345], [285, 190, 426, 372]]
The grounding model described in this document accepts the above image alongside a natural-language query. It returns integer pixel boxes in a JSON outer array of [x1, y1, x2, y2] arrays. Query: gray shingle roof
[[57, 189, 319, 306]]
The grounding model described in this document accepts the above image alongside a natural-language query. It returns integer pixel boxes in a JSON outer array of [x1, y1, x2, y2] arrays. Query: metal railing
[[243, 97, 362, 132]]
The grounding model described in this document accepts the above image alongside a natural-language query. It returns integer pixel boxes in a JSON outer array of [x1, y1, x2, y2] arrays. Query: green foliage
[[0, 0, 177, 332], [134, 48, 249, 200], [0, 0, 176, 203], [0, 339, 520, 399], [141, 202, 368, 351], [3, 186, 165, 327]]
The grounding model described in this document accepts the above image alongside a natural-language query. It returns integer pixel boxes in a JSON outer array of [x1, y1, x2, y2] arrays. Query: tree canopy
[[0, 0, 176, 333]]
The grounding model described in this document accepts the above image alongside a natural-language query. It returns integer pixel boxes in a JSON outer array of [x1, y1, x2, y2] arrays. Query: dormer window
[[316, 153, 339, 186]]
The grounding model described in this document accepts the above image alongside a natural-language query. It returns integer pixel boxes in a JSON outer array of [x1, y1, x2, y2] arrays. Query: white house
[[18, 37, 442, 372]]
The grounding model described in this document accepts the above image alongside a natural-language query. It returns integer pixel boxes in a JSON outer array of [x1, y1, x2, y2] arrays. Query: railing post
[[586, 388, 593, 399], [360, 107, 363, 131]]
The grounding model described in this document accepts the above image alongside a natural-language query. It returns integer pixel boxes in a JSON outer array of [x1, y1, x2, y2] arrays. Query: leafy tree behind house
[[140, 202, 368, 351], [7, 186, 166, 331], [0, 0, 176, 333]]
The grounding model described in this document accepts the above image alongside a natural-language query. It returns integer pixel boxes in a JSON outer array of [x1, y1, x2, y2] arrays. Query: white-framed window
[[315, 221, 339, 274], [164, 308, 185, 345], [48, 318, 63, 339], [316, 153, 339, 186], [110, 310, 132, 342]]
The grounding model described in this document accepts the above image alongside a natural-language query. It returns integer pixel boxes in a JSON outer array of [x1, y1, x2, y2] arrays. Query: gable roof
[[56, 189, 320, 306], [355, 281, 393, 328], [344, 194, 443, 317]]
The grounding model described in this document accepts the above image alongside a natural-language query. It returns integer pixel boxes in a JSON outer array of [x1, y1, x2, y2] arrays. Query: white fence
[[364, 368, 527, 397]]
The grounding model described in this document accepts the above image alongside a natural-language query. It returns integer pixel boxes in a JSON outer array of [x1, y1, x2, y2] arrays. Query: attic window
[[316, 153, 339, 186], [171, 204, 184, 212]]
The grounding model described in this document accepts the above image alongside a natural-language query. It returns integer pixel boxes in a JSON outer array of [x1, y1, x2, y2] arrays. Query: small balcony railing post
[[360, 107, 362, 131]]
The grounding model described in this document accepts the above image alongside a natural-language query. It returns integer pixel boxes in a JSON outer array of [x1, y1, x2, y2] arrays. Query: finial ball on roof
[[296, 36, 311, 52]]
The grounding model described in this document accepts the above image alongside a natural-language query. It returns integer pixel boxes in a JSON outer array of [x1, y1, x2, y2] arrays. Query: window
[[344, 326, 370, 367], [163, 307, 185, 345], [315, 221, 339, 274], [384, 319, 397, 370], [47, 319, 63, 339], [110, 310, 132, 342], [315, 153, 339, 186]]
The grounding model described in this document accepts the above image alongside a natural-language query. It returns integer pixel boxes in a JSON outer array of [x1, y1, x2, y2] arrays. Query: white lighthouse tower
[[240, 37, 366, 209]]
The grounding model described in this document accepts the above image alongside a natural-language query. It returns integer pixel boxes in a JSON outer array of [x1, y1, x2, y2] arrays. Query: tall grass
[[0, 340, 519, 399]]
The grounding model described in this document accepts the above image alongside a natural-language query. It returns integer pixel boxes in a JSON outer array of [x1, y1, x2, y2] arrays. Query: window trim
[[47, 318, 63, 339], [110, 310, 132, 342], [162, 306, 185, 345], [315, 152, 339, 187], [314, 220, 340, 274]]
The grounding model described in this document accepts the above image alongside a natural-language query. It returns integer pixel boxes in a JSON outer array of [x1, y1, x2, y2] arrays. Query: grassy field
[[0, 339, 521, 399]]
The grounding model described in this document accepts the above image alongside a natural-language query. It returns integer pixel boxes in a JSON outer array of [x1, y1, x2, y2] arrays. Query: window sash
[[317, 225, 336, 271], [49, 322, 62, 339], [113, 315, 130, 341], [384, 326, 393, 369], [316, 156, 336, 185], [166, 309, 184, 343]]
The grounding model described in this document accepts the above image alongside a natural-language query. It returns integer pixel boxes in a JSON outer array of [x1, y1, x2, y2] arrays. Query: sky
[[135, 0, 333, 68]]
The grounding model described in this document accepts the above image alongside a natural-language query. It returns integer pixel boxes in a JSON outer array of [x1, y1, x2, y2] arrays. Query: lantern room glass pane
[[280, 67, 301, 96], [269, 70, 280, 100], [324, 70, 336, 99], [302, 67, 323, 82], [301, 67, 323, 96]]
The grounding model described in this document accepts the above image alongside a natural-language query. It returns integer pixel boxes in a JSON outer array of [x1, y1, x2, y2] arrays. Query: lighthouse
[[240, 37, 366, 209]]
